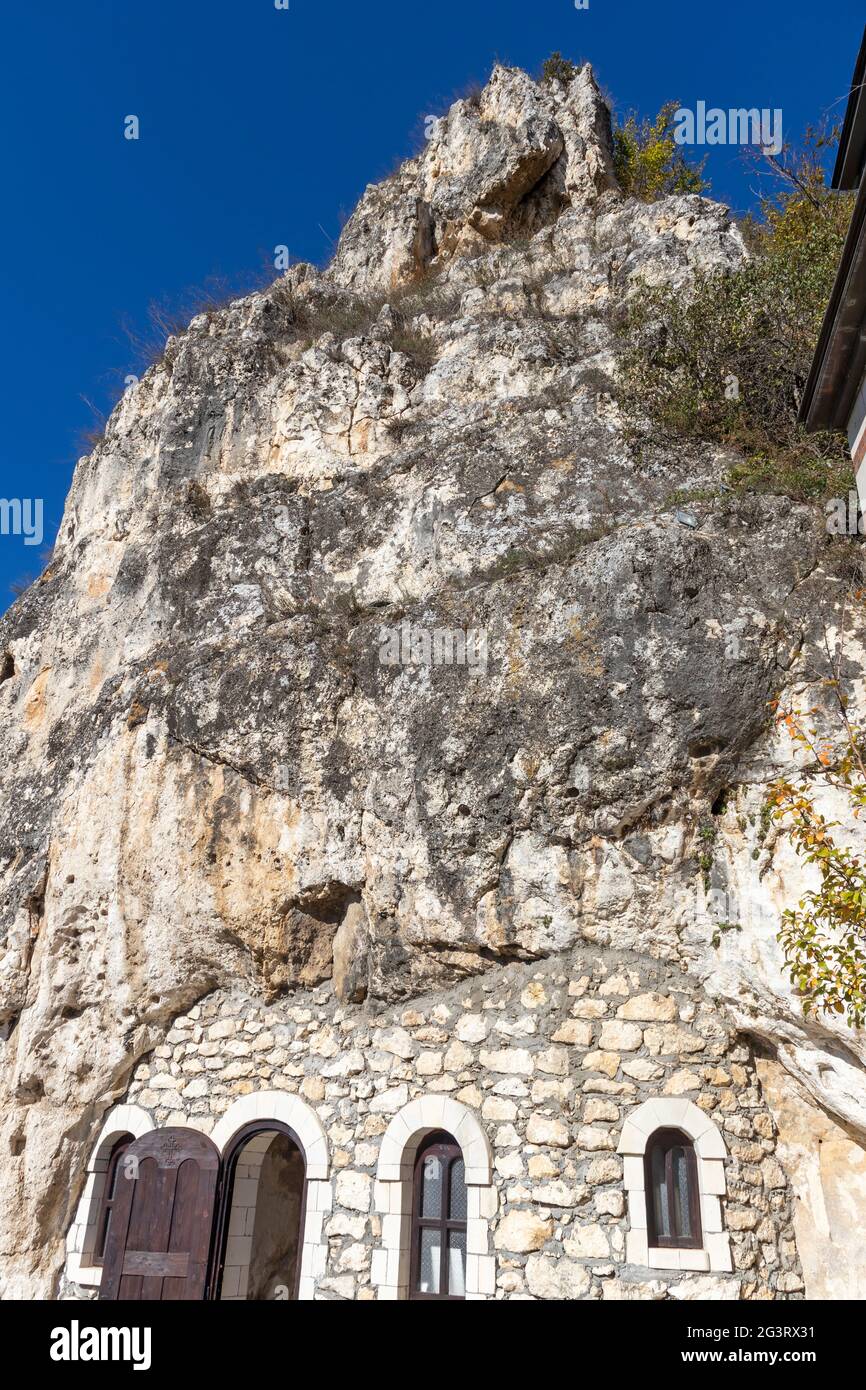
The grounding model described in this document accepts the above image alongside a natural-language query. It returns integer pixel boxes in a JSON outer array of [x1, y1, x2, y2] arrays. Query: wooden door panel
[[120, 1155, 170, 1301], [163, 1157, 205, 1300], [122, 1251, 190, 1277], [99, 1128, 220, 1302]]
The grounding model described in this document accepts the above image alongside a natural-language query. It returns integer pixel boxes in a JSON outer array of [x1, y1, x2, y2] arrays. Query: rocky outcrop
[[757, 1057, 866, 1300], [0, 60, 863, 1297], [330, 65, 616, 292]]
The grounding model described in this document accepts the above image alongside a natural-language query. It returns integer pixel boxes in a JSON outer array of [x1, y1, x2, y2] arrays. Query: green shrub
[[616, 131, 855, 500], [541, 53, 578, 87], [613, 101, 709, 201]]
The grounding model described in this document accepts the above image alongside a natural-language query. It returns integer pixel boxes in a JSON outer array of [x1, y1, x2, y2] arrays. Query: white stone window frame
[[370, 1094, 497, 1301], [617, 1097, 732, 1274], [210, 1091, 331, 1302], [65, 1103, 155, 1288]]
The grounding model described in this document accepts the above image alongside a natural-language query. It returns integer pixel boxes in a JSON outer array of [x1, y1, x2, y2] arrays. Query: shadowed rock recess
[[1, 63, 865, 1300]]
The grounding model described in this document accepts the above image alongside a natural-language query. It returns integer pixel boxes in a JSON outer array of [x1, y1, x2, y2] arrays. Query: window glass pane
[[420, 1155, 443, 1219], [447, 1231, 466, 1297], [97, 1138, 131, 1257], [651, 1143, 671, 1238], [449, 1158, 467, 1220], [418, 1229, 441, 1294], [672, 1147, 692, 1239], [107, 1145, 127, 1200]]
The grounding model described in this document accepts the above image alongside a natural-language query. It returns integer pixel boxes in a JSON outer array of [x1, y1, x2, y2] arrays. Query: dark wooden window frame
[[207, 1119, 308, 1302], [644, 1128, 703, 1251], [93, 1133, 134, 1264], [408, 1131, 467, 1302]]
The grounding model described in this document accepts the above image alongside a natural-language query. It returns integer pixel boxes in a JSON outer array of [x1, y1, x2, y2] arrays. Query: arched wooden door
[[99, 1128, 220, 1301]]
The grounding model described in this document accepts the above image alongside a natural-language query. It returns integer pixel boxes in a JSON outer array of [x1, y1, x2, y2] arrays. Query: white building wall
[[847, 368, 866, 514]]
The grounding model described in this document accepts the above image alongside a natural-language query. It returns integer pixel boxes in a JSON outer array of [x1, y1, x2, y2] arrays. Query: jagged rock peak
[[328, 62, 618, 294]]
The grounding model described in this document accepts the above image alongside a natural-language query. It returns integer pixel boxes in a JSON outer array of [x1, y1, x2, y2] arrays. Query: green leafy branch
[[771, 609, 866, 1027]]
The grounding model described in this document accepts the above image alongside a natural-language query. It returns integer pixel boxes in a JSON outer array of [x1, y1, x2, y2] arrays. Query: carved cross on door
[[159, 1134, 180, 1164]]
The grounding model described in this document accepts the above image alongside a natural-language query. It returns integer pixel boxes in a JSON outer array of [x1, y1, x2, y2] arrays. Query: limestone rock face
[[757, 1058, 866, 1300], [330, 64, 616, 293], [0, 60, 863, 1297]]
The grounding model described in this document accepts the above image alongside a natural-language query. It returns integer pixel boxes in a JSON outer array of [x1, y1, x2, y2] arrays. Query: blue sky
[[0, 0, 863, 609]]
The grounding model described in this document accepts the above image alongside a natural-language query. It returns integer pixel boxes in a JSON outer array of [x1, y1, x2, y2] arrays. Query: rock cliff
[[1, 62, 864, 1297]]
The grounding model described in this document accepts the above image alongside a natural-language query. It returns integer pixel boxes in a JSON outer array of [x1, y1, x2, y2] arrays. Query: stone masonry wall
[[68, 947, 804, 1301]]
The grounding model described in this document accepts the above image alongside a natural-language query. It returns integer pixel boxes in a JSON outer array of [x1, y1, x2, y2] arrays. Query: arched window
[[409, 1132, 467, 1301], [211, 1120, 307, 1301], [93, 1134, 133, 1263], [209, 1090, 331, 1301], [373, 1095, 495, 1300], [645, 1128, 702, 1250]]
